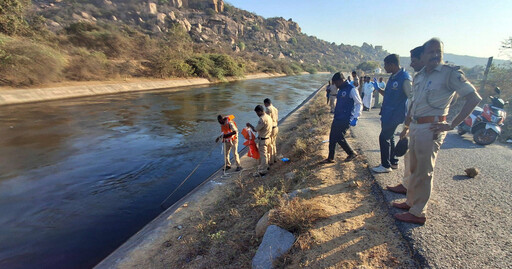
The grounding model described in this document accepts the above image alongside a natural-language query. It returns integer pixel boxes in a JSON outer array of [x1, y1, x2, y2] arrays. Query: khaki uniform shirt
[[265, 105, 279, 127], [255, 113, 273, 139], [411, 64, 476, 118]]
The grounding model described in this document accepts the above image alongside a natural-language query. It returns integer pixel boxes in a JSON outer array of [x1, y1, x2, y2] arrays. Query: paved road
[[352, 110, 512, 268]]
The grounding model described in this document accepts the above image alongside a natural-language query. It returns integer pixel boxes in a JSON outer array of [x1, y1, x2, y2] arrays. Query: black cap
[[394, 138, 409, 157]]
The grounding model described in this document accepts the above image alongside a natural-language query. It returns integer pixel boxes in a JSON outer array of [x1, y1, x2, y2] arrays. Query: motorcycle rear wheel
[[473, 128, 498, 145]]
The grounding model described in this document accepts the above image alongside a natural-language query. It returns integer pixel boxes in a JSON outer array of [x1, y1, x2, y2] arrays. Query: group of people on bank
[[326, 72, 387, 113], [216, 98, 279, 177], [216, 37, 481, 225], [322, 37, 481, 225]]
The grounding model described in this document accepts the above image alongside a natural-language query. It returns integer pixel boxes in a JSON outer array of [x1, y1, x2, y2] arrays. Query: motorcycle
[[457, 87, 508, 145]]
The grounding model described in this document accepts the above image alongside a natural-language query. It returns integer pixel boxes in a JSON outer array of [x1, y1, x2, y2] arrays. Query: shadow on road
[[452, 175, 472, 181]]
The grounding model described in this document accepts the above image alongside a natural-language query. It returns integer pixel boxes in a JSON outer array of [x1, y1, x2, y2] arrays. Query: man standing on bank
[[216, 114, 242, 171], [264, 98, 279, 164], [387, 45, 425, 194], [324, 72, 362, 163], [372, 54, 412, 173], [247, 105, 273, 176], [393, 38, 481, 224]]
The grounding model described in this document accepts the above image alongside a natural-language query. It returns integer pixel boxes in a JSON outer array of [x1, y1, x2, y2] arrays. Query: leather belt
[[413, 115, 447, 124], [259, 137, 269, 140]]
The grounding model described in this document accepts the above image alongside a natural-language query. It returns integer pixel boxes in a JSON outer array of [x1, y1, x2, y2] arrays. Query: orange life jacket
[[221, 115, 237, 142], [241, 127, 260, 159]]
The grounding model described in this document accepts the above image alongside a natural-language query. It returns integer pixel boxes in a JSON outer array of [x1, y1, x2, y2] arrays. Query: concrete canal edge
[[94, 83, 328, 269], [0, 73, 287, 106]]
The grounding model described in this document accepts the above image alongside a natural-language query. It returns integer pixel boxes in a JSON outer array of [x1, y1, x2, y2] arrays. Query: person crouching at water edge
[[323, 72, 362, 163], [216, 114, 242, 171], [246, 105, 273, 176]]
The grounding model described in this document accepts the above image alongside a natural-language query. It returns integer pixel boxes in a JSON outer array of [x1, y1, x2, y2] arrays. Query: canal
[[0, 74, 330, 268]]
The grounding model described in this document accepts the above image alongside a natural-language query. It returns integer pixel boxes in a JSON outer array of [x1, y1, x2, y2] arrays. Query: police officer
[[247, 105, 273, 176], [323, 72, 362, 163], [264, 98, 279, 164], [372, 54, 412, 173], [393, 38, 481, 224], [216, 114, 242, 171], [387, 45, 425, 194]]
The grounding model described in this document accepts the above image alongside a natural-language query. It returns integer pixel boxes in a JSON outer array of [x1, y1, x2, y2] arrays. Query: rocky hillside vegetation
[[1, 0, 388, 86]]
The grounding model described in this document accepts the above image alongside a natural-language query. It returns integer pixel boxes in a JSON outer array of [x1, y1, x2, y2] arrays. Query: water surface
[[0, 74, 329, 268]]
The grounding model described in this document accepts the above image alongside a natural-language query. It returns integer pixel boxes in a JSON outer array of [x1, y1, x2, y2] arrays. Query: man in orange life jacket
[[216, 115, 242, 171]]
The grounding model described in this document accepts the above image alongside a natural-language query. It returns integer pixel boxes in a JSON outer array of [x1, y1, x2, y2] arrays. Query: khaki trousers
[[258, 138, 271, 173], [402, 151, 410, 189], [406, 123, 447, 217], [224, 138, 241, 168], [328, 96, 337, 112], [269, 127, 279, 163]]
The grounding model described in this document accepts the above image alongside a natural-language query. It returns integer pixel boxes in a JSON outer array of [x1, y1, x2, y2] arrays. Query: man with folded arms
[[393, 38, 481, 224]]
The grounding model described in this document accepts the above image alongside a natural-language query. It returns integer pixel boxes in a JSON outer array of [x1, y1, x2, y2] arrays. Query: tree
[[356, 61, 380, 72], [0, 0, 29, 35]]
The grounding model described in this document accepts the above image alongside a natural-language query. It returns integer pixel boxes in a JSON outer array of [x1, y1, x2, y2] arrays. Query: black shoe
[[235, 167, 243, 171], [344, 154, 357, 162], [225, 166, 231, 170], [321, 158, 335, 164]]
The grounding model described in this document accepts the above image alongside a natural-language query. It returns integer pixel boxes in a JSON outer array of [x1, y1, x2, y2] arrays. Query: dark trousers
[[379, 122, 400, 168], [328, 119, 355, 160]]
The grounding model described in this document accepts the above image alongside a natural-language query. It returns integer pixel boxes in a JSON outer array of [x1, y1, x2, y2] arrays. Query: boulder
[[284, 172, 295, 180], [168, 11, 176, 21], [148, 2, 157, 15], [178, 18, 192, 32], [252, 225, 295, 269], [157, 13, 166, 24], [255, 210, 273, 237], [171, 0, 183, 8], [284, 188, 311, 200]]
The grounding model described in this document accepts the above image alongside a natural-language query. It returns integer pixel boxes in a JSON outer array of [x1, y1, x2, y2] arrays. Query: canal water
[[0, 74, 330, 268]]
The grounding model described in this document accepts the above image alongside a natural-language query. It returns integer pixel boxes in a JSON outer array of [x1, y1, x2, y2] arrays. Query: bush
[[0, 0, 30, 36], [185, 53, 244, 80], [64, 49, 111, 81], [0, 35, 65, 86], [65, 22, 133, 58], [269, 197, 328, 234]]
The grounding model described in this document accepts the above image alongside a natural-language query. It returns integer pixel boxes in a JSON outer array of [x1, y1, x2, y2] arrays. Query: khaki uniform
[[223, 121, 241, 168], [406, 64, 476, 217], [266, 104, 279, 164], [255, 113, 273, 173]]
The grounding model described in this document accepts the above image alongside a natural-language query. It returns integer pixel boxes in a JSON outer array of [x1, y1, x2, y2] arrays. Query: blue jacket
[[380, 68, 411, 125], [334, 82, 356, 122]]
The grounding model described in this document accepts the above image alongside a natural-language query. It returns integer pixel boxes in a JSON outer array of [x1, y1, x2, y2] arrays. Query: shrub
[[65, 22, 132, 58], [64, 48, 111, 81], [251, 185, 282, 209], [0, 35, 65, 86], [185, 53, 244, 80], [147, 47, 194, 78], [269, 197, 328, 234], [0, 0, 30, 36]]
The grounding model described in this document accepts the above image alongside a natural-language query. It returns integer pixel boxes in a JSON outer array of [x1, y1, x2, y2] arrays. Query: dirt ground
[[115, 88, 416, 268]]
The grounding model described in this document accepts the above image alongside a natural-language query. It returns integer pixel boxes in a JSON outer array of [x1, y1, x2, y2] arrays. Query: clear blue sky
[[226, 0, 512, 60]]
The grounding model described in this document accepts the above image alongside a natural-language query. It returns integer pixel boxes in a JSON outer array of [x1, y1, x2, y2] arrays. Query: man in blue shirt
[[372, 54, 412, 173], [324, 72, 362, 163]]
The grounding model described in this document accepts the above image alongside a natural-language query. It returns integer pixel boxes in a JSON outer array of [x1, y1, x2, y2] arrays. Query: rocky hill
[[32, 0, 387, 70], [0, 0, 390, 86]]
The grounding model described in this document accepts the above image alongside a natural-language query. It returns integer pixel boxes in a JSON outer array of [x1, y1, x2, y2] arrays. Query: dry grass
[[270, 197, 329, 234]]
